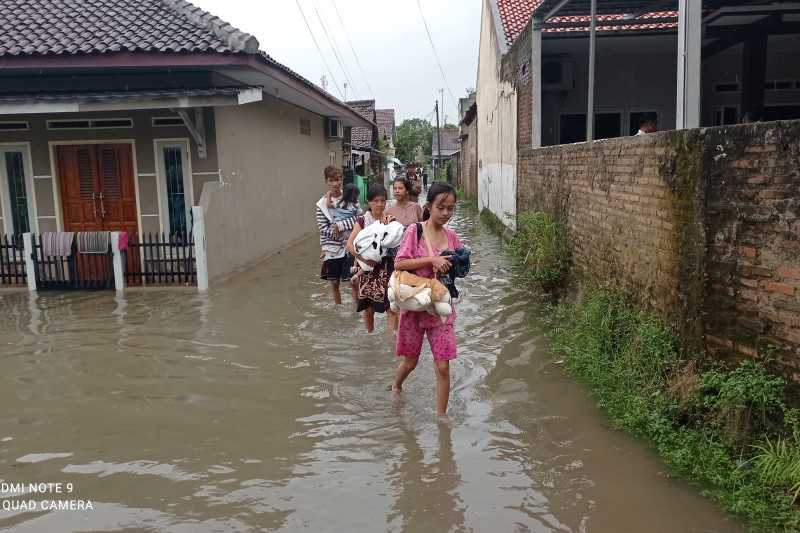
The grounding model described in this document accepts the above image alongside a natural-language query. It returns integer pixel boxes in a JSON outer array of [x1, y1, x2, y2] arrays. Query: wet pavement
[[0, 206, 742, 532]]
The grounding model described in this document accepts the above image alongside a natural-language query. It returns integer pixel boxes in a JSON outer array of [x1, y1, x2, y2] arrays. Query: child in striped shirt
[[316, 166, 357, 305]]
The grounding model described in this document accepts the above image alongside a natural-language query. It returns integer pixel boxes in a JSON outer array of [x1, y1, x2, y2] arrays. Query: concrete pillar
[[110, 231, 124, 292], [531, 19, 543, 148], [587, 0, 597, 140], [192, 205, 209, 292], [677, 0, 702, 129], [22, 232, 36, 292]]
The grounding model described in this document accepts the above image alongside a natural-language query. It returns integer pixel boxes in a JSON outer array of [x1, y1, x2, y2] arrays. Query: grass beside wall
[[484, 209, 800, 533], [551, 291, 800, 532]]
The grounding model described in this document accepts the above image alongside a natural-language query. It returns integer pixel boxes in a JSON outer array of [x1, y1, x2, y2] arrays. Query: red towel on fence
[[118, 232, 129, 252]]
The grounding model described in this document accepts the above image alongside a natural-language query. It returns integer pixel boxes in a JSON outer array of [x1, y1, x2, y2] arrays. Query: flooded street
[[0, 206, 742, 533]]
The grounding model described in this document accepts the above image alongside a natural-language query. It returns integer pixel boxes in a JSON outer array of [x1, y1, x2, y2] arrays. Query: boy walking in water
[[317, 165, 357, 304]]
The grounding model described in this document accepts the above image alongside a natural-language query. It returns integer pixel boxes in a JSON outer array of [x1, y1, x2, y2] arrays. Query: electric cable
[[331, 0, 375, 98], [295, 0, 344, 100]]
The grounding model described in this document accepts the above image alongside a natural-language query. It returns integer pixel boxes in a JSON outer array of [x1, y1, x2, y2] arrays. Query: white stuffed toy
[[353, 221, 404, 272], [388, 271, 452, 319]]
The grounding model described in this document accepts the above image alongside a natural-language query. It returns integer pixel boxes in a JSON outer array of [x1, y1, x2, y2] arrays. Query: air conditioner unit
[[542, 57, 575, 92], [326, 118, 344, 139]]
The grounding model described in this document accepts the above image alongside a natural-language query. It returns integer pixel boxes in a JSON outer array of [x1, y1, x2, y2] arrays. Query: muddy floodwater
[[0, 207, 742, 532]]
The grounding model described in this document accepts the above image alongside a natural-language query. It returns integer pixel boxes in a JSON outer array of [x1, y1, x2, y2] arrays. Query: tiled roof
[[376, 109, 395, 141], [432, 128, 461, 154], [347, 99, 376, 149], [0, 0, 259, 56], [494, 0, 677, 47], [496, 0, 541, 47]]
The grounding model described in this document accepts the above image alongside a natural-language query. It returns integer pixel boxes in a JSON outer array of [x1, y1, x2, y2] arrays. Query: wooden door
[[57, 144, 139, 286], [56, 145, 103, 233], [57, 144, 138, 234]]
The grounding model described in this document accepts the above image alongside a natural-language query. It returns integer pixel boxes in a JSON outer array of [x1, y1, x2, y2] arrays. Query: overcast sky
[[190, 0, 481, 124]]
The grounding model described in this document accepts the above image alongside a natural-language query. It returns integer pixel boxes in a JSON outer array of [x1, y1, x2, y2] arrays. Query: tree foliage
[[395, 118, 432, 165]]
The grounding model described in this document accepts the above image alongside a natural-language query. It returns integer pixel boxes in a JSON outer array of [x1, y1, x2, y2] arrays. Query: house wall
[[517, 120, 800, 378], [204, 95, 330, 279], [477, 0, 517, 229], [0, 109, 218, 235], [459, 120, 478, 199]]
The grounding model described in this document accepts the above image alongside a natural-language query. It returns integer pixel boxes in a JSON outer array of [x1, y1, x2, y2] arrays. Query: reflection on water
[[0, 207, 742, 532]]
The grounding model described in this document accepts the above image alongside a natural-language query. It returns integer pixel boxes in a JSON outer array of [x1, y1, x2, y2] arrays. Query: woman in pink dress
[[391, 182, 462, 417]]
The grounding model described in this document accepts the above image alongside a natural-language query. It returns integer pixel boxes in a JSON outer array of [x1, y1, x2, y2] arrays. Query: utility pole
[[435, 99, 442, 181], [321, 74, 328, 92], [343, 82, 348, 102]]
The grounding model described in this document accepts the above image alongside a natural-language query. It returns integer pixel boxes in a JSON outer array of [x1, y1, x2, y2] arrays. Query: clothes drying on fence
[[77, 232, 110, 254], [118, 232, 129, 252], [41, 232, 75, 257]]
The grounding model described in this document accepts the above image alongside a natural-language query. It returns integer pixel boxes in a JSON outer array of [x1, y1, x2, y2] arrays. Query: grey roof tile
[[376, 108, 395, 141], [432, 128, 461, 154], [0, 0, 259, 57], [346, 99, 376, 149]]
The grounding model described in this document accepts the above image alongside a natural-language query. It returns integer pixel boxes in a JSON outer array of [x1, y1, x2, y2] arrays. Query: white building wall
[[477, 0, 517, 230]]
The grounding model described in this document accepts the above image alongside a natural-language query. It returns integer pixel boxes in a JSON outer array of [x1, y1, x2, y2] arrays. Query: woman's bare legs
[[434, 360, 451, 416], [363, 308, 375, 332], [393, 357, 418, 392]]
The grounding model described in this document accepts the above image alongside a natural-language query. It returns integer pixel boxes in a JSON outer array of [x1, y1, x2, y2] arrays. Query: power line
[[415, 0, 459, 115], [295, 0, 344, 100], [331, 0, 374, 98], [312, 0, 359, 100]]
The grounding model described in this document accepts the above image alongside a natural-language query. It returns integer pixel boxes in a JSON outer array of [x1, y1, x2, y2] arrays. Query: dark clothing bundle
[[439, 247, 470, 298], [412, 222, 470, 298]]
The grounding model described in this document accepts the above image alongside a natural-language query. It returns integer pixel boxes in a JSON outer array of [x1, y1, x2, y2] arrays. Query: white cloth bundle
[[353, 221, 404, 271]]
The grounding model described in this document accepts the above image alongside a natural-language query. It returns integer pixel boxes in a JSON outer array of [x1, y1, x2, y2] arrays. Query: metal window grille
[[163, 147, 187, 235], [4, 152, 29, 234]]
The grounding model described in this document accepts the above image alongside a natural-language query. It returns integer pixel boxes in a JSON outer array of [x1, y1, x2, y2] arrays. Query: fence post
[[110, 232, 124, 292], [192, 205, 209, 292], [22, 232, 36, 292]]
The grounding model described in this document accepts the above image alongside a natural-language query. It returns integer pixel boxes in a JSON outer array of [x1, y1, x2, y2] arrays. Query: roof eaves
[[161, 0, 260, 53]]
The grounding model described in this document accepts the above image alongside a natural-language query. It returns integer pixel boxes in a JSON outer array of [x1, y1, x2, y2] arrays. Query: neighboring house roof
[[432, 128, 461, 156], [376, 109, 396, 141], [347, 99, 377, 149], [494, 0, 678, 47], [0, 0, 258, 56]]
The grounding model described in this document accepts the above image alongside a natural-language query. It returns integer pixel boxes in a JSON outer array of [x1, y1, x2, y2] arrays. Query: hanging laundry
[[41, 232, 75, 257], [117, 232, 129, 252], [77, 232, 110, 254]]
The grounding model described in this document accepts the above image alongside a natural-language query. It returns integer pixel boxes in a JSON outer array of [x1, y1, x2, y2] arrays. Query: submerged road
[[0, 206, 742, 532]]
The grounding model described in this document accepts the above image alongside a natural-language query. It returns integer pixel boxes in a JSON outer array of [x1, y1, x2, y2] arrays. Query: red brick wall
[[703, 122, 800, 377], [517, 121, 800, 375], [501, 22, 532, 150]]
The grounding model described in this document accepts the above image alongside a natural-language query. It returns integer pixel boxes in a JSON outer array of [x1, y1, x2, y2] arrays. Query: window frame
[[0, 143, 37, 235], [153, 139, 194, 236], [46, 118, 134, 130]]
